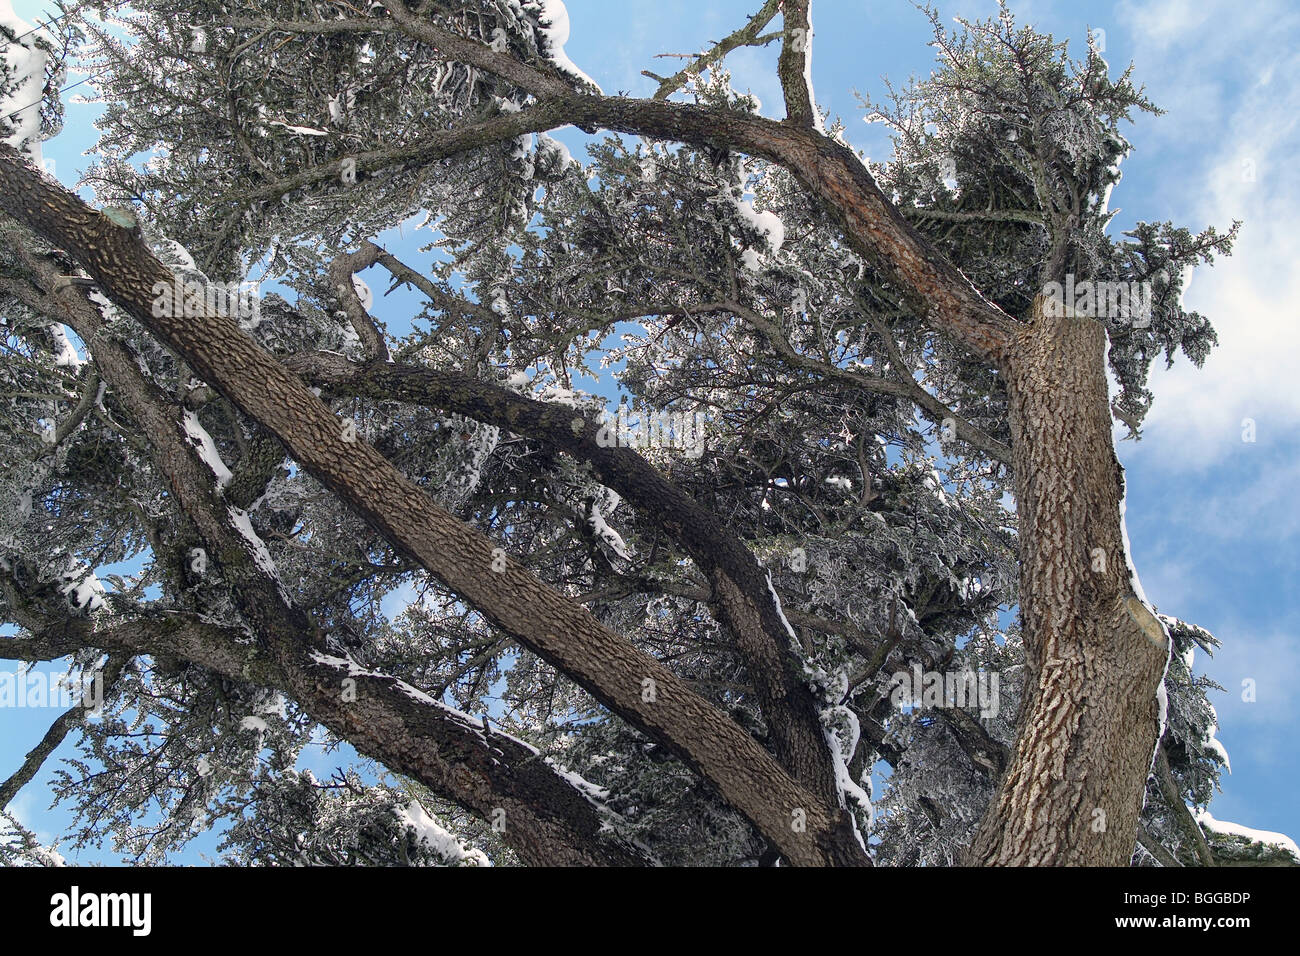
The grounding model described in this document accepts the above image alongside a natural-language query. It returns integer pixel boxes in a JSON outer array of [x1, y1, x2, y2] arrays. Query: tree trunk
[[969, 295, 1170, 865]]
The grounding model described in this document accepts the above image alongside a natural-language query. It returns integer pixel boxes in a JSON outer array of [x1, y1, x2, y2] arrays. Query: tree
[[0, 0, 1289, 867]]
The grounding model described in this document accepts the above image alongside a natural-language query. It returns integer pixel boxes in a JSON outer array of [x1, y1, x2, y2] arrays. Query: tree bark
[[284, 347, 847, 814], [968, 295, 1170, 865], [0, 255, 642, 866], [0, 0, 1184, 860], [0, 142, 868, 868]]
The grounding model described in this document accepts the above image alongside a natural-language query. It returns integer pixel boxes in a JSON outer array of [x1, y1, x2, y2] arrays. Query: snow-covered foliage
[[0, 0, 70, 166], [864, 2, 1237, 435], [0, 0, 1272, 867], [218, 770, 489, 866], [0, 809, 66, 866], [1194, 811, 1300, 866]]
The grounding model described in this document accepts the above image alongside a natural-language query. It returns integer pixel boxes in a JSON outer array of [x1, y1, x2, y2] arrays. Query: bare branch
[[648, 0, 784, 100], [283, 342, 849, 809], [327, 243, 390, 362], [722, 297, 1012, 464], [0, 656, 127, 812], [906, 207, 1047, 227], [379, 3, 575, 99], [3, 248, 639, 866]]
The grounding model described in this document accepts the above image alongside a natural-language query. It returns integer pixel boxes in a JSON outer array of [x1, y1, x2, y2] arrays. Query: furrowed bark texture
[[286, 349, 847, 816], [7, 258, 639, 866], [968, 296, 1170, 865], [777, 0, 816, 127], [0, 143, 867, 867], [1, 6, 1180, 862]]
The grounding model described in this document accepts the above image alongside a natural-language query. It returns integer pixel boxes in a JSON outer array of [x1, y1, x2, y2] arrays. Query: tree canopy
[[0, 0, 1290, 867]]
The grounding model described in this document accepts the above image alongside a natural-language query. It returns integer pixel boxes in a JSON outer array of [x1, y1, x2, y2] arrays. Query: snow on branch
[[776, 0, 822, 131], [524, 0, 602, 93], [0, 0, 53, 165]]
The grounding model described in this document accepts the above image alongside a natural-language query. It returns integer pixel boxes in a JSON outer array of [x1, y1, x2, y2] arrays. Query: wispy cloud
[[1117, 0, 1215, 49], [1112, 0, 1300, 466]]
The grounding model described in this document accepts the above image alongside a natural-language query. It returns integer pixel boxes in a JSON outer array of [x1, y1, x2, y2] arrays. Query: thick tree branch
[[2, 250, 640, 867], [216, 18, 1018, 367], [777, 0, 817, 127], [282, 342, 849, 814], [906, 207, 1047, 227], [327, 243, 391, 362], [1137, 824, 1182, 867], [225, 428, 288, 512], [0, 142, 867, 867]]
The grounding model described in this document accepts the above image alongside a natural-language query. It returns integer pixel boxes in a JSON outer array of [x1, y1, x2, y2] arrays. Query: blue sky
[[4, 0, 1297, 861]]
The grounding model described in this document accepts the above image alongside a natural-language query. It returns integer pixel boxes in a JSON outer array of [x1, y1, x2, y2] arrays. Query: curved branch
[[327, 242, 390, 362], [2, 248, 640, 867], [0, 142, 867, 868], [223, 11, 1018, 366], [283, 340, 847, 814]]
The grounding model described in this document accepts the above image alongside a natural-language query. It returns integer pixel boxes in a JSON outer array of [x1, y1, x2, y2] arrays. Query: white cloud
[[1113, 0, 1300, 467], [7, 786, 59, 848], [1131, 549, 1196, 615], [1205, 626, 1300, 765], [1117, 0, 1215, 49], [1130, 447, 1300, 544]]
